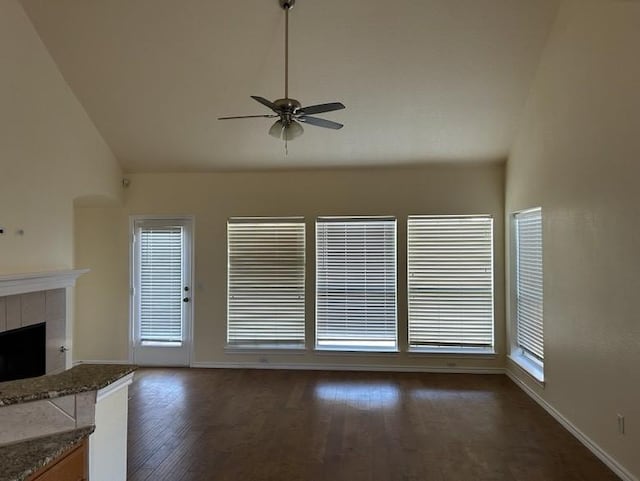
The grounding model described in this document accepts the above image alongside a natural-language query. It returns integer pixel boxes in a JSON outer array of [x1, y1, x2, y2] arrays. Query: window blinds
[[316, 217, 397, 350], [227, 218, 306, 347], [515, 208, 544, 360], [139, 225, 184, 342], [407, 216, 494, 350]]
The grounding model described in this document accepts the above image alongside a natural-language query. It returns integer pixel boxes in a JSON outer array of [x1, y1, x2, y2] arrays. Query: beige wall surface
[[74, 207, 130, 361], [505, 0, 640, 478], [0, 0, 122, 275], [74, 164, 505, 370]]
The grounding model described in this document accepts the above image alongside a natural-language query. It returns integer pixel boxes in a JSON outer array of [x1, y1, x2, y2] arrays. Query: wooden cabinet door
[[29, 440, 87, 481]]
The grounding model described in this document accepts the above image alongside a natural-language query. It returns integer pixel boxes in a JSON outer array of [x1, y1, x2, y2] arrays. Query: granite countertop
[[0, 426, 94, 481], [0, 364, 136, 407]]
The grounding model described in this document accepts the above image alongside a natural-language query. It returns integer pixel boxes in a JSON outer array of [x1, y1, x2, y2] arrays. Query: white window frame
[[226, 217, 306, 350], [315, 216, 398, 352], [509, 207, 544, 382], [407, 215, 495, 355]]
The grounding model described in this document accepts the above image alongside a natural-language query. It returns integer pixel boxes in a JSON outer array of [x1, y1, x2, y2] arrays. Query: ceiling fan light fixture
[[268, 119, 304, 141], [269, 120, 284, 139], [283, 120, 303, 140]]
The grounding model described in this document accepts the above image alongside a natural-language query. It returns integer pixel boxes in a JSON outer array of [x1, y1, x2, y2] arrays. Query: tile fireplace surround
[[0, 270, 88, 375]]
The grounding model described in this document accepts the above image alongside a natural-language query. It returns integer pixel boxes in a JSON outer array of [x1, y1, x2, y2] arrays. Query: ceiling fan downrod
[[280, 0, 295, 100]]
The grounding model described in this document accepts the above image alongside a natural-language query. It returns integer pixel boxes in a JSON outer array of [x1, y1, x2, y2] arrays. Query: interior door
[[132, 218, 193, 366]]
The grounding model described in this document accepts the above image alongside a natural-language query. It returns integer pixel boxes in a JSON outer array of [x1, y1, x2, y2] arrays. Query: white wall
[[74, 164, 506, 371], [0, 0, 122, 275], [505, 0, 640, 478]]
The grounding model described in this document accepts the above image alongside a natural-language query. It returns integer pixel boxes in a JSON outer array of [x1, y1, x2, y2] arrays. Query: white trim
[[224, 347, 307, 355], [408, 347, 496, 357], [96, 372, 134, 402], [190, 361, 505, 375], [506, 370, 637, 481], [515, 206, 543, 216], [508, 352, 544, 384], [313, 349, 400, 357], [0, 269, 89, 297], [407, 350, 498, 360], [228, 216, 305, 223], [128, 217, 136, 364], [315, 346, 399, 353]]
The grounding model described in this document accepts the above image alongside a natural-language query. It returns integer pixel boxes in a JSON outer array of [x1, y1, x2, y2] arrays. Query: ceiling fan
[[218, 0, 345, 141]]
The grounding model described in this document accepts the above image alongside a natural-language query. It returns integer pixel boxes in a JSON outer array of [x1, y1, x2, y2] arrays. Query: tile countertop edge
[[0, 364, 137, 407], [0, 426, 95, 481]]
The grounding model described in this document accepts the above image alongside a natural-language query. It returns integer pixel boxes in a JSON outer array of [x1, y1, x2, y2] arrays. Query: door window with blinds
[[513, 208, 544, 375], [137, 225, 185, 343], [132, 217, 192, 367], [408, 216, 494, 352], [316, 217, 397, 351], [227, 218, 306, 348]]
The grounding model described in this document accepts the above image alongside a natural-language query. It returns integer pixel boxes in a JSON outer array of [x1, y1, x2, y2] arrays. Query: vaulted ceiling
[[21, 0, 560, 171]]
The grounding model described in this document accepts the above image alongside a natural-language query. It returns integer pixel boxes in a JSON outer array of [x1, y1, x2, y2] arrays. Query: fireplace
[[0, 322, 46, 382], [0, 269, 89, 378]]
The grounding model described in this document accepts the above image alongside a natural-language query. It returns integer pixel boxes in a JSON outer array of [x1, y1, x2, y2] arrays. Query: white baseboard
[[190, 361, 505, 375], [73, 358, 503, 375], [506, 369, 637, 481], [73, 359, 132, 366]]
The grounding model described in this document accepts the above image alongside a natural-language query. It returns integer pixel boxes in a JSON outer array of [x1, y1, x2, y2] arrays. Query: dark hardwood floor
[[126, 368, 619, 481]]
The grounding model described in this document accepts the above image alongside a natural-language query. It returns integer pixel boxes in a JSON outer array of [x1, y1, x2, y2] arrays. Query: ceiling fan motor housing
[[279, 0, 295, 10], [274, 98, 301, 123]]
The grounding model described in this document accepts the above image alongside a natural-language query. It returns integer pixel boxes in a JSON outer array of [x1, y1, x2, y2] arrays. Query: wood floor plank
[[126, 369, 621, 481]]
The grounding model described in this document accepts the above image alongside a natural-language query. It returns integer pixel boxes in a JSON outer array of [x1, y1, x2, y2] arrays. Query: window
[[407, 215, 494, 353], [513, 208, 544, 380], [315, 217, 397, 351], [137, 224, 185, 344], [227, 218, 306, 348]]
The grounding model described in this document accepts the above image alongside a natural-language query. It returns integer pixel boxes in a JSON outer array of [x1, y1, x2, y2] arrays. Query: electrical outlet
[[617, 414, 625, 435]]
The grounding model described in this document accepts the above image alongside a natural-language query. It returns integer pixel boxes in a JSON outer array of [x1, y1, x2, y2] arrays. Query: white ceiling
[[21, 0, 560, 172]]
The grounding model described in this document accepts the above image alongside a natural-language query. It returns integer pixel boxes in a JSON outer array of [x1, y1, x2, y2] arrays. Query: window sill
[[509, 352, 545, 384], [141, 341, 183, 347], [225, 345, 307, 355], [315, 347, 399, 355], [408, 347, 496, 358]]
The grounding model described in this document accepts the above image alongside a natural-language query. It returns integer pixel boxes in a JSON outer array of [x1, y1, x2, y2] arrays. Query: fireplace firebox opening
[[0, 322, 46, 382]]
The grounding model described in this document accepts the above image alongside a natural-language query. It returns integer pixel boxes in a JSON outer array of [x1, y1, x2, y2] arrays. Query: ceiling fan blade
[[297, 102, 345, 115], [298, 116, 343, 130], [218, 114, 278, 120], [251, 96, 278, 111]]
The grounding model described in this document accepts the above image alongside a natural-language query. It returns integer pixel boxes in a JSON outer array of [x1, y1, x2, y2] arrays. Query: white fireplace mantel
[[0, 269, 89, 297]]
